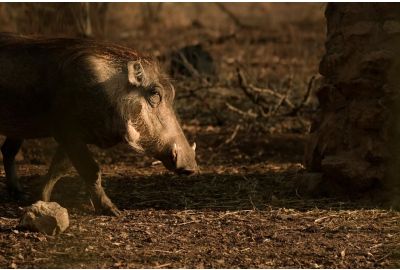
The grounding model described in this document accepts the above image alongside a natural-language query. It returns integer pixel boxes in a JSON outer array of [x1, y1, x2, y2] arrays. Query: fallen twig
[[225, 102, 257, 118], [376, 252, 392, 262], [270, 94, 288, 116], [154, 263, 172, 268], [314, 214, 339, 224], [224, 124, 241, 144], [215, 3, 255, 29]]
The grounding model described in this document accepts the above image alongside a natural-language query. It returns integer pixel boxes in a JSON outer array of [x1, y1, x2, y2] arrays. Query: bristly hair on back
[[0, 32, 153, 66]]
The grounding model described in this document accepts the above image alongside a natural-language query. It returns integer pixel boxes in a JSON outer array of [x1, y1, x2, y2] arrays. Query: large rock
[[19, 201, 69, 235]]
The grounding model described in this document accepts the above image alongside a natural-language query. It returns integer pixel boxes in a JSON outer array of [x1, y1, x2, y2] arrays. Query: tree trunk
[[304, 3, 400, 204]]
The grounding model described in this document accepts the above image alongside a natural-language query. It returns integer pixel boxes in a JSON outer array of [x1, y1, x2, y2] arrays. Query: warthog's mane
[[0, 32, 152, 66]]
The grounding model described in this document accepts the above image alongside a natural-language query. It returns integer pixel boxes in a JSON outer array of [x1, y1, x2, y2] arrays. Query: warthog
[[0, 33, 198, 216]]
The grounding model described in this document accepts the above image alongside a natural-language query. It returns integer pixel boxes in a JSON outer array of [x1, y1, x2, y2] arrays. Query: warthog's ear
[[127, 60, 145, 86]]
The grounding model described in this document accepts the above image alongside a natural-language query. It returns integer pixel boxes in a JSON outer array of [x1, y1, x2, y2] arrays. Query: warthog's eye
[[147, 88, 162, 107]]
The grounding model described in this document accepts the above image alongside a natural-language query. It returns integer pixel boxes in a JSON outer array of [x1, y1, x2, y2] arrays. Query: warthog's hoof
[[94, 203, 122, 217], [88, 188, 121, 216]]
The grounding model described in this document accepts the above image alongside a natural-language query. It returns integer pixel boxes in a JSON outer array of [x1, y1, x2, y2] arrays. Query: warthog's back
[[0, 33, 60, 137], [0, 33, 139, 140]]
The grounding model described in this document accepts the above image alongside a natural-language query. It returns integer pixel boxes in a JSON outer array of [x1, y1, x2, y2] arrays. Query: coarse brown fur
[[0, 32, 142, 63]]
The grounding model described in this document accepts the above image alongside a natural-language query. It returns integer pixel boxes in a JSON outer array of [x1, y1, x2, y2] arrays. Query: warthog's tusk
[[172, 143, 178, 161], [191, 142, 196, 151]]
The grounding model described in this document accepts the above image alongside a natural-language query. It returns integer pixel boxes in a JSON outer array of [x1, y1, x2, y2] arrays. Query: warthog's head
[[119, 59, 198, 175]]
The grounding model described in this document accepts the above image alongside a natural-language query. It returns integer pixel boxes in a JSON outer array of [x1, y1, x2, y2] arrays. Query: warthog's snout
[[160, 142, 197, 175], [171, 142, 198, 175]]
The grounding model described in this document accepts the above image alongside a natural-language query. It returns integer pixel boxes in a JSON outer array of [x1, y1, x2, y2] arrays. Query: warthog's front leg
[[41, 146, 71, 202], [1, 137, 27, 199], [55, 135, 121, 216]]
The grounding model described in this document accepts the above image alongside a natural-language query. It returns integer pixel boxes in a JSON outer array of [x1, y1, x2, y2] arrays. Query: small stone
[[19, 201, 69, 236], [216, 259, 225, 264], [340, 249, 346, 258]]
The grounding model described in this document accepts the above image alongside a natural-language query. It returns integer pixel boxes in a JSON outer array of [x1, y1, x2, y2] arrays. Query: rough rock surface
[[304, 3, 400, 202], [19, 201, 69, 235]]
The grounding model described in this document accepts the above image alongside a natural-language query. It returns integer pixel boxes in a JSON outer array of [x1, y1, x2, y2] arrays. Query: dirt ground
[[0, 130, 399, 268], [0, 3, 399, 269]]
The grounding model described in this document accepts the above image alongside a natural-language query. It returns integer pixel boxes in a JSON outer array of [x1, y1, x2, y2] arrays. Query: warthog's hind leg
[[41, 146, 71, 202], [1, 137, 25, 199]]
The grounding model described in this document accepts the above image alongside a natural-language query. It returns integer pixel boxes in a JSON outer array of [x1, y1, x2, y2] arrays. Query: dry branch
[[237, 68, 296, 118], [6, 3, 108, 37], [175, 51, 212, 87], [270, 94, 289, 115], [287, 75, 316, 116], [215, 3, 256, 29], [236, 68, 316, 119], [249, 85, 295, 108], [177, 52, 201, 78], [237, 68, 269, 116], [225, 102, 257, 118], [224, 124, 241, 144]]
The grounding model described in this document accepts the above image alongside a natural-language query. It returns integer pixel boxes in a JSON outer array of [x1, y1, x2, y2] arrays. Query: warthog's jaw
[[125, 117, 198, 175]]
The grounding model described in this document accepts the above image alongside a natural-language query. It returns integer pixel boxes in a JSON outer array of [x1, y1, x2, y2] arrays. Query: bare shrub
[[2, 3, 108, 37], [141, 3, 163, 30]]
